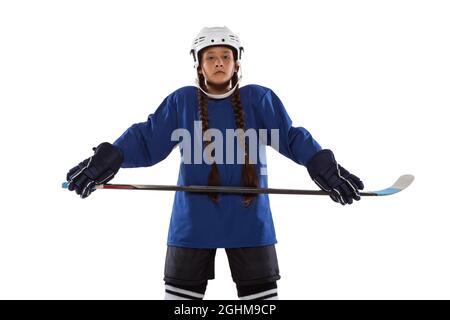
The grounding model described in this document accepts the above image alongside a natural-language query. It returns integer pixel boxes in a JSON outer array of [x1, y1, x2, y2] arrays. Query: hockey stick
[[62, 174, 414, 197]]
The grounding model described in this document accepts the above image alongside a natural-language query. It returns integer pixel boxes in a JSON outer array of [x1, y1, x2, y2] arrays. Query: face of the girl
[[198, 46, 238, 92]]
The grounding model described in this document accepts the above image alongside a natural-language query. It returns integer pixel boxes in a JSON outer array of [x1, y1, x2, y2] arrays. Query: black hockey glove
[[306, 149, 364, 205], [66, 142, 123, 199]]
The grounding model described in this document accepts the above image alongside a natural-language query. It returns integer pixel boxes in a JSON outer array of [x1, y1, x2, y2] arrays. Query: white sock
[[164, 284, 205, 300], [239, 288, 278, 300]]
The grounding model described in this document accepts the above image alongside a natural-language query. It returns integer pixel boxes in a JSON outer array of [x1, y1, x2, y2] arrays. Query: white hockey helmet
[[190, 26, 244, 69]]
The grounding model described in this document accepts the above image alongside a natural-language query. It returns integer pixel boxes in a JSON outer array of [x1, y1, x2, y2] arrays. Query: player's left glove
[[306, 149, 364, 205]]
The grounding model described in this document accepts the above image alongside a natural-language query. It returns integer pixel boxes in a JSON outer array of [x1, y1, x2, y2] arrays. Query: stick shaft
[[96, 183, 377, 196]]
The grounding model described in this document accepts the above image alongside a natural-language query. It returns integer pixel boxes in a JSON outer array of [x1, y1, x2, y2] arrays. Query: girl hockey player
[[66, 26, 364, 300]]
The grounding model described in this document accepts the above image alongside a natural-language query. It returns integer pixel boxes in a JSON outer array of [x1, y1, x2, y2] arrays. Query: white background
[[1, 0, 449, 300]]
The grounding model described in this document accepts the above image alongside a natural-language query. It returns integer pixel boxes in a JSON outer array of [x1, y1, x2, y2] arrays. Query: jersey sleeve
[[255, 88, 322, 166], [112, 93, 179, 168]]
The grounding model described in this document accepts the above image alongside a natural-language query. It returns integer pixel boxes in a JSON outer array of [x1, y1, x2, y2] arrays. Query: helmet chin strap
[[195, 66, 243, 100]]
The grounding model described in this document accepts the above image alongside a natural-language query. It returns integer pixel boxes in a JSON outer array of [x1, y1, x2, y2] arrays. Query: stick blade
[[371, 174, 415, 196]]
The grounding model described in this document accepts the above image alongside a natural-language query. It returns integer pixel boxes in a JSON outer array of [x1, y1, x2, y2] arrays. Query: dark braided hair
[[197, 49, 259, 207]]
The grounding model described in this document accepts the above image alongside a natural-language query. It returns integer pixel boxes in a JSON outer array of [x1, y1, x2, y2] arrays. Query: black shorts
[[164, 245, 281, 287]]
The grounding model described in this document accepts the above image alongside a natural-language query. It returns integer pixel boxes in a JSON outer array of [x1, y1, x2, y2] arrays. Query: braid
[[230, 72, 260, 207], [198, 73, 220, 203]]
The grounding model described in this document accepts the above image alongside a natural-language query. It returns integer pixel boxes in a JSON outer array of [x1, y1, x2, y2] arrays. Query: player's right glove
[[66, 142, 123, 199]]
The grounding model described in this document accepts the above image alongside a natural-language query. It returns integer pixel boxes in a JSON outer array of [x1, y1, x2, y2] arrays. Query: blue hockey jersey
[[113, 84, 321, 248]]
